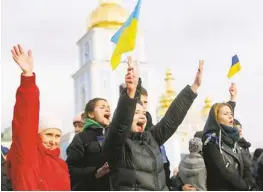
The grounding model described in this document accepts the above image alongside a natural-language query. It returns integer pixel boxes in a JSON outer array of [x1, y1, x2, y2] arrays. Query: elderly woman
[[6, 44, 70, 191]]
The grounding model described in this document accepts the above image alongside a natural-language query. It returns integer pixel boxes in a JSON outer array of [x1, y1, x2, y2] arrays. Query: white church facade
[[72, 1, 156, 122]]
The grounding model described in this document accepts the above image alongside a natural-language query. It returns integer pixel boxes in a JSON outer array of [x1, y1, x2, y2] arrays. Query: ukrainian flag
[[227, 55, 241, 78], [110, 0, 142, 70]]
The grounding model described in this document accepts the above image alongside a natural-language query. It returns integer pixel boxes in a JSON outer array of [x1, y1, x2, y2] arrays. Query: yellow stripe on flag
[[227, 62, 241, 78], [110, 18, 138, 70]]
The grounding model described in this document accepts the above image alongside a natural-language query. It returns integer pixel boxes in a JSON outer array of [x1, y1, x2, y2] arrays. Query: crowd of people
[[1, 44, 263, 191]]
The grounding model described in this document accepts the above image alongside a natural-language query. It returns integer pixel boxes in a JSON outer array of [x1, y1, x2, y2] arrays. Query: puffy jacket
[[66, 119, 110, 191], [104, 85, 197, 191], [6, 74, 70, 191]]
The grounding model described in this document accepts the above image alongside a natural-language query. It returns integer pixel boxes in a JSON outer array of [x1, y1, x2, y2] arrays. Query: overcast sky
[[1, 0, 263, 148]]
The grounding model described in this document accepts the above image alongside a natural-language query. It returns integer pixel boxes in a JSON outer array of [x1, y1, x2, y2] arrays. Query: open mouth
[[104, 114, 110, 120], [136, 121, 145, 131]]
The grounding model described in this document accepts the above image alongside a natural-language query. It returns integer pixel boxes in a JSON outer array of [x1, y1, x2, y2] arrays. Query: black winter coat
[[238, 138, 252, 168], [66, 125, 110, 191], [202, 103, 256, 191], [1, 155, 12, 191], [103, 85, 197, 191], [256, 154, 263, 190], [145, 111, 172, 190]]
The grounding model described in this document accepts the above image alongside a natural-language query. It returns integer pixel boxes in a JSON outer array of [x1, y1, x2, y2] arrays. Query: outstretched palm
[[11, 44, 33, 75]]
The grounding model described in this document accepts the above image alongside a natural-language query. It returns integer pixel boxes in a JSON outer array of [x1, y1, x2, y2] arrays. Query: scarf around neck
[[220, 124, 239, 147]]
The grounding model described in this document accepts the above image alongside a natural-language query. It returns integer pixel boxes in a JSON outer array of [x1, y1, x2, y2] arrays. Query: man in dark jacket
[[104, 58, 203, 191], [1, 145, 12, 191]]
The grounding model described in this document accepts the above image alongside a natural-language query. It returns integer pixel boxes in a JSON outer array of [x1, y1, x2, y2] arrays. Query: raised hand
[[229, 82, 237, 102], [191, 60, 204, 93], [11, 44, 34, 76], [125, 56, 139, 98]]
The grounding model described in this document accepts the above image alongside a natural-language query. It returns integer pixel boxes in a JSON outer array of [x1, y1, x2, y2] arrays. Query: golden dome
[[87, 0, 129, 31], [157, 69, 177, 121], [201, 97, 212, 118]]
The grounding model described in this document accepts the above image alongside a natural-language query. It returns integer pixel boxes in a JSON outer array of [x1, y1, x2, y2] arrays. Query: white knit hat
[[38, 116, 63, 133]]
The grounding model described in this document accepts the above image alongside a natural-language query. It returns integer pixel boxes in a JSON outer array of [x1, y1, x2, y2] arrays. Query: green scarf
[[82, 118, 101, 132]]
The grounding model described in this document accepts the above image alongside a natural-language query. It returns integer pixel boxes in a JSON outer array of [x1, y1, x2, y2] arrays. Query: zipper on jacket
[[142, 141, 160, 190]]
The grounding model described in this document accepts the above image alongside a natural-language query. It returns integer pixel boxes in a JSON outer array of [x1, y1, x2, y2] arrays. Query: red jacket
[[6, 74, 70, 191]]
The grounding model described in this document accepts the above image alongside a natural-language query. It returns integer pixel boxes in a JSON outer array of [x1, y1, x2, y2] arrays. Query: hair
[[84, 98, 107, 119], [137, 100, 143, 106], [141, 86, 148, 96], [214, 103, 233, 122]]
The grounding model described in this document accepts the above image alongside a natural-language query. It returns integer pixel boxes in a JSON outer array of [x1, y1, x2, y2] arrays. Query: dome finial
[[201, 97, 212, 118]]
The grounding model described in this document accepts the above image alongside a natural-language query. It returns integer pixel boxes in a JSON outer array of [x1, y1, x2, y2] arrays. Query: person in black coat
[[66, 98, 111, 191], [234, 119, 253, 168], [202, 102, 256, 191], [1, 145, 12, 191], [103, 58, 203, 191], [251, 148, 263, 179], [256, 153, 263, 190], [120, 80, 173, 190]]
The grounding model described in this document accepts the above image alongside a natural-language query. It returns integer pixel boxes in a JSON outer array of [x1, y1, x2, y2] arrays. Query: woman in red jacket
[[6, 44, 71, 191]]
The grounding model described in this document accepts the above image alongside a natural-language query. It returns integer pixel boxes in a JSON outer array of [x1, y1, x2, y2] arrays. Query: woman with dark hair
[[103, 58, 203, 191], [202, 102, 256, 190], [66, 98, 111, 190]]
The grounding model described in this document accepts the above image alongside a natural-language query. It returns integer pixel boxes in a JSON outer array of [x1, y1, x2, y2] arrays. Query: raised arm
[[10, 44, 39, 164], [103, 56, 139, 168], [150, 60, 204, 146], [227, 82, 237, 113]]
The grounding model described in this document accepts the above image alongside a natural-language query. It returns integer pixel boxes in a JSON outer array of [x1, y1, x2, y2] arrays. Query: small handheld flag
[[110, 0, 142, 70], [227, 55, 241, 78]]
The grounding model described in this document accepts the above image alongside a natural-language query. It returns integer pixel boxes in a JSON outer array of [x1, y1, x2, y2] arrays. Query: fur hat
[[38, 116, 62, 133], [189, 137, 203, 153]]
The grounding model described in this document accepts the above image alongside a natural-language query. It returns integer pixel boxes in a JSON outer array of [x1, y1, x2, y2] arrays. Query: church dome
[[87, 0, 129, 31]]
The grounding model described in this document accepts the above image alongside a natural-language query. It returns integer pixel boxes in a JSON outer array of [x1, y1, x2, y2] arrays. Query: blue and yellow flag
[[227, 55, 241, 78], [110, 0, 142, 70]]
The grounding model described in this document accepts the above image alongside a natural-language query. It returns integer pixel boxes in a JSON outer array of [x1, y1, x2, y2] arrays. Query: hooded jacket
[[66, 118, 110, 191], [6, 74, 70, 191], [202, 103, 255, 191], [178, 153, 206, 191], [104, 85, 197, 191]]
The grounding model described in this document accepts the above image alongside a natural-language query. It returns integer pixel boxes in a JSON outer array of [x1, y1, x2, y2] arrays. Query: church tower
[[72, 0, 153, 117]]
